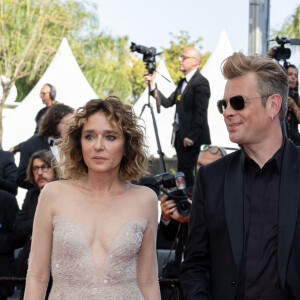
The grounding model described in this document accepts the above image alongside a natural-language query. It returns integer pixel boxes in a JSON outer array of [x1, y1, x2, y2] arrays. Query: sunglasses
[[217, 95, 268, 114], [200, 144, 225, 157]]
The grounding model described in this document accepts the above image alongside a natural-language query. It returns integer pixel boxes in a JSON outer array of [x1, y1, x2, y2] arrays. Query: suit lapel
[[224, 151, 244, 273], [181, 70, 198, 99], [277, 141, 300, 289]]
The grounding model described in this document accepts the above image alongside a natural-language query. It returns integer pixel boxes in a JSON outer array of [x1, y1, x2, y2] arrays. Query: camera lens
[[177, 199, 191, 216]]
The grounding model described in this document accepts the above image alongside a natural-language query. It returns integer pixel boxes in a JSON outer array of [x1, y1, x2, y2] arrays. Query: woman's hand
[[288, 96, 295, 109]]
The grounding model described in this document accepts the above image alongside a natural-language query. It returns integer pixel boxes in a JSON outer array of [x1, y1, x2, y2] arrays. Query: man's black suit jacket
[[16, 135, 50, 189], [0, 190, 20, 297], [157, 70, 211, 146], [180, 140, 300, 300], [14, 187, 40, 245], [0, 150, 18, 195]]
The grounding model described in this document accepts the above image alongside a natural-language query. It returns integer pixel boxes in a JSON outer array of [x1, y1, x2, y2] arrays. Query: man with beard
[[14, 150, 58, 300]]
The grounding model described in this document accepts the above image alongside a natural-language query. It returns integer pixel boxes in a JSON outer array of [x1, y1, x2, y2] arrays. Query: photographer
[[144, 47, 211, 187], [159, 145, 226, 299], [285, 64, 300, 145]]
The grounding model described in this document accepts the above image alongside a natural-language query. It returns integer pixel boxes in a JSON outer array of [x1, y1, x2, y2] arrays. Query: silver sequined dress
[[49, 216, 147, 300]]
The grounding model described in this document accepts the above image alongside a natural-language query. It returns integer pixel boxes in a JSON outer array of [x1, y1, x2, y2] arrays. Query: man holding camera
[[144, 47, 211, 186], [160, 145, 226, 299], [180, 52, 300, 300]]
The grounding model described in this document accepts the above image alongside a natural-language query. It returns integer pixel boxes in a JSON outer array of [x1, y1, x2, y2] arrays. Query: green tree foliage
[[0, 0, 97, 143], [277, 5, 300, 38], [76, 34, 134, 103], [161, 31, 210, 84]]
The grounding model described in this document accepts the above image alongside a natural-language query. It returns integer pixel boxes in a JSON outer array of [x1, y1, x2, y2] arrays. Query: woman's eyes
[[85, 134, 94, 140], [106, 135, 116, 141], [84, 134, 116, 141]]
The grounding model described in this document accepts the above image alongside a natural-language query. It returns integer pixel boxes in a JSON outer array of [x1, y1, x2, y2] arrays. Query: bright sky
[[93, 0, 299, 54]]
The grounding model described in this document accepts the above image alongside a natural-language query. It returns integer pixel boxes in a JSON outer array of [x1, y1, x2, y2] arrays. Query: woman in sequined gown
[[24, 97, 161, 300]]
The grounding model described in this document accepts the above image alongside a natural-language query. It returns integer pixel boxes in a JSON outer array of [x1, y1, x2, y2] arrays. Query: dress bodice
[[49, 216, 147, 300]]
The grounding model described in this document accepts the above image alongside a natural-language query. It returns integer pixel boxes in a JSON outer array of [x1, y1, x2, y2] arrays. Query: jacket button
[[232, 281, 236, 285]]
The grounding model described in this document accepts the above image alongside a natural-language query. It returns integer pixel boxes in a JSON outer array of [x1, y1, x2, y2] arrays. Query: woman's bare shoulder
[[128, 183, 158, 204], [39, 179, 80, 201]]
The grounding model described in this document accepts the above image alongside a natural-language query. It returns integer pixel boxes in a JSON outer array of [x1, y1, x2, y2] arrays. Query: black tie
[[49, 139, 54, 146], [178, 77, 187, 86]]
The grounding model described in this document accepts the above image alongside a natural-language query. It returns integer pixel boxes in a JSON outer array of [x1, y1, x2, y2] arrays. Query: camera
[[130, 42, 157, 75], [154, 172, 191, 216], [272, 36, 300, 64]]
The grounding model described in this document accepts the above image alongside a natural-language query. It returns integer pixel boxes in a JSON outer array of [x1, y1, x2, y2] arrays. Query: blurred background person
[[144, 47, 211, 187], [0, 190, 20, 300], [16, 104, 73, 189], [35, 84, 59, 135], [159, 145, 227, 300], [285, 64, 300, 145], [14, 150, 58, 300], [0, 149, 18, 196], [9, 83, 59, 154]]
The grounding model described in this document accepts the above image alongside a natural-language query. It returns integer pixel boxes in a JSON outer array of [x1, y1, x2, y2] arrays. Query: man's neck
[[183, 67, 198, 77], [47, 100, 57, 107], [243, 131, 283, 169]]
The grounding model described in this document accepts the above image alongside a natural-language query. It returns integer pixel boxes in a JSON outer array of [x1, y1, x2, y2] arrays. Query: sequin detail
[[49, 216, 147, 299]]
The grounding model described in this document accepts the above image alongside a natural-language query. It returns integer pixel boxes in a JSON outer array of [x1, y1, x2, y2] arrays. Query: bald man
[[145, 47, 211, 186]]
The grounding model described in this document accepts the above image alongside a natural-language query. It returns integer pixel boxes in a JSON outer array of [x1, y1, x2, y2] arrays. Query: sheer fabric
[[50, 216, 146, 299]]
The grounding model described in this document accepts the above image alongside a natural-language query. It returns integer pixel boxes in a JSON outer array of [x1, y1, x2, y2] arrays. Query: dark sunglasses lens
[[230, 96, 245, 110], [217, 100, 226, 114]]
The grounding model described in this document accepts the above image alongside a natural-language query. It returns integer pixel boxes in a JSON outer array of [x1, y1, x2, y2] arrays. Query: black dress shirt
[[236, 141, 288, 300]]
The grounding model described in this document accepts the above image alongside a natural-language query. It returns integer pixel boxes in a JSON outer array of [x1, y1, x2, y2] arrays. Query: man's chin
[[228, 133, 242, 145]]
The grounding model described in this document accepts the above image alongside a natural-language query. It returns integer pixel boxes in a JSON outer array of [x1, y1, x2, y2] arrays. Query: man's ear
[[267, 94, 282, 119]]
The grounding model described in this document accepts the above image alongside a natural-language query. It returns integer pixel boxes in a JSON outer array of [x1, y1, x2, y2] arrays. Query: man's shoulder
[[23, 134, 46, 145], [26, 187, 40, 197], [0, 150, 14, 161], [21, 135, 49, 153], [0, 189, 17, 202], [202, 149, 241, 175], [192, 69, 209, 84], [35, 106, 48, 120]]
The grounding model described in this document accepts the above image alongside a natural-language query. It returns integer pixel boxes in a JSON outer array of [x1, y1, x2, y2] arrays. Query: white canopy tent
[[202, 29, 237, 150], [2, 38, 98, 150], [133, 60, 176, 158]]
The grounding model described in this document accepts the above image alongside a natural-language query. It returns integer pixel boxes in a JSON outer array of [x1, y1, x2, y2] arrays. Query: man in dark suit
[[145, 48, 211, 186], [14, 150, 57, 299], [16, 103, 73, 189], [159, 145, 226, 299], [179, 52, 299, 299], [0, 190, 20, 300], [0, 150, 18, 195], [9, 83, 59, 154]]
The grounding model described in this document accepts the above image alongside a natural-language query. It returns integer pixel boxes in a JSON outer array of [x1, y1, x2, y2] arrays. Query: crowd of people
[[0, 47, 299, 300]]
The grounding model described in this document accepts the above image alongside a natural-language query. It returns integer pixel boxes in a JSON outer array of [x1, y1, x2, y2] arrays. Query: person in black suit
[[145, 48, 211, 186], [9, 83, 59, 154], [0, 150, 18, 195], [180, 52, 299, 299], [0, 190, 20, 300], [14, 150, 58, 300], [159, 145, 226, 299], [16, 104, 73, 189]]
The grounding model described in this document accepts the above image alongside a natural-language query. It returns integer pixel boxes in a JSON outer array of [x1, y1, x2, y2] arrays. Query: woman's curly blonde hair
[[57, 96, 148, 181]]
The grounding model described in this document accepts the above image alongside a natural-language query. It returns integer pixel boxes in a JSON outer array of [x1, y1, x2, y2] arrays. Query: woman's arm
[[136, 188, 161, 300], [24, 185, 54, 300]]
